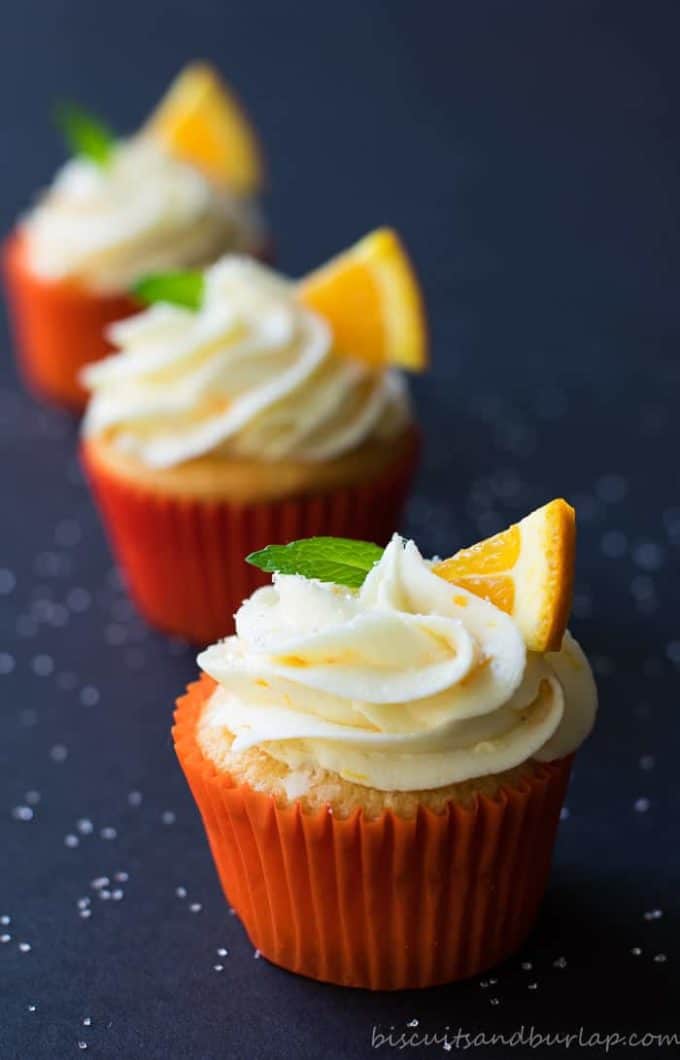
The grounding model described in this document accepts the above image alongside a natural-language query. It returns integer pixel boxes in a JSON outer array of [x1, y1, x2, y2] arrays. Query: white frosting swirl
[[23, 138, 263, 293], [81, 257, 411, 466], [198, 536, 597, 791]]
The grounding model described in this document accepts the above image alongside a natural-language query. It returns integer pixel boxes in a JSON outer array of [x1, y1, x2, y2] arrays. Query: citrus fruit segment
[[297, 228, 428, 371], [434, 499, 576, 652], [144, 62, 263, 194]]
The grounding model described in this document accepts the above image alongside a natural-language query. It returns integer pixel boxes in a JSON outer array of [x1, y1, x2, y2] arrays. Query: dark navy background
[[1, 2, 679, 1057]]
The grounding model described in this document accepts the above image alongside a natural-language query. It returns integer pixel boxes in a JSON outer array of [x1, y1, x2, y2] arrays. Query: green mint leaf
[[132, 271, 205, 310], [55, 101, 115, 166], [246, 537, 385, 588]]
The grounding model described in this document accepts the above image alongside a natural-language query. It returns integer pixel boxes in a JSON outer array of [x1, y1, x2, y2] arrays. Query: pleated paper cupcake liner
[[82, 431, 419, 645], [174, 674, 574, 990], [2, 231, 138, 410]]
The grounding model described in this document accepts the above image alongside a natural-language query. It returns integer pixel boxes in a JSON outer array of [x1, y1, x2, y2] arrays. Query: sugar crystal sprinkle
[[0, 569, 16, 594], [633, 542, 664, 571], [80, 686, 100, 707], [67, 588, 91, 613], [31, 654, 54, 677], [0, 652, 15, 675], [665, 642, 680, 666], [12, 806, 34, 821]]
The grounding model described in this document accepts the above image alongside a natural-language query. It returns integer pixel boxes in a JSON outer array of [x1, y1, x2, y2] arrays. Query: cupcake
[[3, 63, 267, 409], [81, 228, 427, 643], [173, 500, 597, 989]]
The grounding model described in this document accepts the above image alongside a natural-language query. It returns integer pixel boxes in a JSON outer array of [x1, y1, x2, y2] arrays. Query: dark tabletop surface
[[1, 2, 679, 1057]]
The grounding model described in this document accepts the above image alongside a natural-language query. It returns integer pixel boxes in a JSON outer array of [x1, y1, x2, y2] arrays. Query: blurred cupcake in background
[[81, 228, 427, 643], [2, 63, 267, 409], [174, 501, 597, 989]]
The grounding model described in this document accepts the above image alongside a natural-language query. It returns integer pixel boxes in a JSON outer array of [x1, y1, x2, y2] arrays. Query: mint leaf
[[55, 102, 115, 166], [132, 271, 205, 310], [246, 537, 385, 588]]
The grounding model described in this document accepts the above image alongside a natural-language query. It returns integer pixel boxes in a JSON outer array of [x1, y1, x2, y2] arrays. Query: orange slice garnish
[[144, 62, 263, 194], [297, 228, 428, 371], [434, 499, 576, 652]]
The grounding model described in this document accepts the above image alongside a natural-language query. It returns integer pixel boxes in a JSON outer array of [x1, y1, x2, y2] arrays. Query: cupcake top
[[22, 138, 263, 294], [20, 64, 265, 294], [198, 526, 597, 792], [81, 227, 426, 468], [81, 257, 411, 466]]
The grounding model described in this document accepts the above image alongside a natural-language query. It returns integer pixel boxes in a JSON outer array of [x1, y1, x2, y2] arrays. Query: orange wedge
[[297, 228, 428, 371], [144, 62, 263, 195], [434, 499, 575, 652]]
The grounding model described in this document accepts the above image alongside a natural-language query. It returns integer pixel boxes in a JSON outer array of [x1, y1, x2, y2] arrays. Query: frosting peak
[[82, 257, 411, 467], [23, 137, 263, 293], [198, 536, 597, 791]]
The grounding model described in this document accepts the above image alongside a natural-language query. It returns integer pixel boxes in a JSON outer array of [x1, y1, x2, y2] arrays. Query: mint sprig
[[132, 271, 205, 310], [55, 102, 115, 166], [246, 537, 385, 588]]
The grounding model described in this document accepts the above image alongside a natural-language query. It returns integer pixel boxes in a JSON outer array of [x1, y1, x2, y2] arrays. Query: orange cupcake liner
[[174, 673, 574, 990], [81, 432, 420, 645], [2, 230, 139, 411]]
